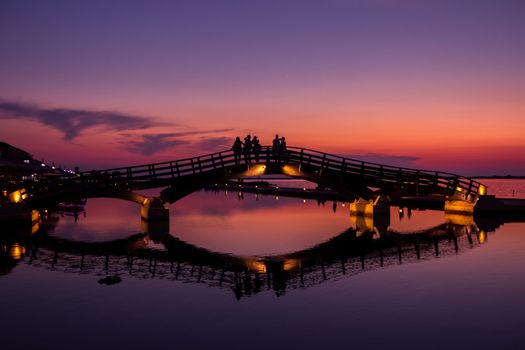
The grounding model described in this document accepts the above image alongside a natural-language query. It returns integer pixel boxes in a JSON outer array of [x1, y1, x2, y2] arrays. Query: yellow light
[[283, 259, 299, 271], [478, 185, 487, 196], [456, 187, 463, 192], [445, 213, 475, 226], [341, 203, 345, 207], [479, 231, 487, 244], [9, 190, 22, 203], [9, 244, 25, 260], [245, 260, 267, 273]]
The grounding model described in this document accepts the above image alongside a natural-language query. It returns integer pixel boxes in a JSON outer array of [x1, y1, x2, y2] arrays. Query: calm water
[[1, 180, 525, 349]]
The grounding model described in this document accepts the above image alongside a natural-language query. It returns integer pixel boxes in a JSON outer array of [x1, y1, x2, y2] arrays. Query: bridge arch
[[25, 186, 150, 208], [159, 161, 372, 204]]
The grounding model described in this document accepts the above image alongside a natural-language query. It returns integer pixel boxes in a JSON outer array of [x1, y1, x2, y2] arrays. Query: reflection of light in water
[[9, 243, 25, 260], [283, 259, 299, 271], [479, 231, 487, 244], [445, 213, 475, 226], [245, 260, 266, 273]]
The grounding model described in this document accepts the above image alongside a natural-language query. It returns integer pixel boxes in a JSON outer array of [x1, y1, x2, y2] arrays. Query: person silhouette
[[232, 137, 243, 164], [279, 136, 287, 162], [279, 136, 287, 151], [243, 134, 252, 163], [272, 134, 280, 161], [252, 136, 262, 163]]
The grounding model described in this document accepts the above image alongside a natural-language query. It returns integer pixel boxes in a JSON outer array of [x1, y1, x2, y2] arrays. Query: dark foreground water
[[1, 180, 525, 349]]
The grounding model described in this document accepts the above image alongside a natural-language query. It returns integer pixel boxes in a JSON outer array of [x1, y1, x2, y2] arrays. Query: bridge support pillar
[[141, 197, 169, 237], [349, 196, 390, 217], [444, 188, 478, 215]]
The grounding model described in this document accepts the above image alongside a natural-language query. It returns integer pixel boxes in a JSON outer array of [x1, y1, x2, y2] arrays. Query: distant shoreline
[[473, 176, 525, 179]]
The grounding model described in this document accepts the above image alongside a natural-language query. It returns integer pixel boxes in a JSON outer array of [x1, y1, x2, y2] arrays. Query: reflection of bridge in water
[[2, 212, 490, 299]]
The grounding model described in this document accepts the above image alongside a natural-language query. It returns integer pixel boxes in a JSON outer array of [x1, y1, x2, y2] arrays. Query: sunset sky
[[1, 0, 524, 175]]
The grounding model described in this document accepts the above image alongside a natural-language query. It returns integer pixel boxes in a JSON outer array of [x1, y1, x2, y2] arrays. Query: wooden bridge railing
[[26, 146, 484, 201]]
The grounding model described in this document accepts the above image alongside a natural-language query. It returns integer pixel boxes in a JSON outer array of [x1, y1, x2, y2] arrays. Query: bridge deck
[[25, 146, 484, 205]]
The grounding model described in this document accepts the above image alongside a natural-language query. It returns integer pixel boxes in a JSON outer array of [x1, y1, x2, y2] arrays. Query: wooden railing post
[[415, 170, 420, 195], [170, 162, 175, 179], [319, 153, 326, 175]]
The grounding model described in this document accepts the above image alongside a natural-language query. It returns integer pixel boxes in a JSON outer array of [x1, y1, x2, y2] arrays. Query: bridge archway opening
[[160, 161, 371, 205]]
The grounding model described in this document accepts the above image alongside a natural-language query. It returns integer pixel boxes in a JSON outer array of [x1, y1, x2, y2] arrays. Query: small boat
[[58, 199, 87, 212]]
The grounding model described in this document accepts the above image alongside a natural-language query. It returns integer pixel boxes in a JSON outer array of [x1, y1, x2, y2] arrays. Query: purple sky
[[1, 0, 525, 175]]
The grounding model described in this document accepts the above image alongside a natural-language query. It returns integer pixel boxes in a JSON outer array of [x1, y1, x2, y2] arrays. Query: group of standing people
[[232, 134, 262, 163], [231, 134, 287, 164]]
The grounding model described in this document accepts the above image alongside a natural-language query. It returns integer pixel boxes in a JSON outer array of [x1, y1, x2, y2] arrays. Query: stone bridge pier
[[140, 197, 170, 239], [349, 195, 390, 224], [444, 185, 488, 215]]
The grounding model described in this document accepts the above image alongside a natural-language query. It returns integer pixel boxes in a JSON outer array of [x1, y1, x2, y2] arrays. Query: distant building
[[0, 141, 32, 161], [0, 141, 61, 188]]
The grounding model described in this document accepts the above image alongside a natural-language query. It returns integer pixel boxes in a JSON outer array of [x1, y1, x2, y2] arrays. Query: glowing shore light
[[478, 185, 487, 196], [10, 244, 25, 260], [479, 231, 487, 244]]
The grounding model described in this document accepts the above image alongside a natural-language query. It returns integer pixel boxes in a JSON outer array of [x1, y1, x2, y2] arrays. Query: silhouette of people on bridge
[[232, 137, 243, 164], [271, 134, 287, 163], [243, 134, 252, 163], [232, 134, 263, 164], [272, 134, 280, 158], [252, 136, 261, 163], [280, 136, 287, 161]]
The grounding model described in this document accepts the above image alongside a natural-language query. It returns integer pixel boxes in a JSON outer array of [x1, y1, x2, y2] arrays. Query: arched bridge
[[23, 146, 485, 207]]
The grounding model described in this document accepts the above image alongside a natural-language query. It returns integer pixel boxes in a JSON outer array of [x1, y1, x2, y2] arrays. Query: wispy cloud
[[0, 99, 238, 156], [194, 136, 232, 151], [123, 129, 234, 155], [0, 100, 167, 140]]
